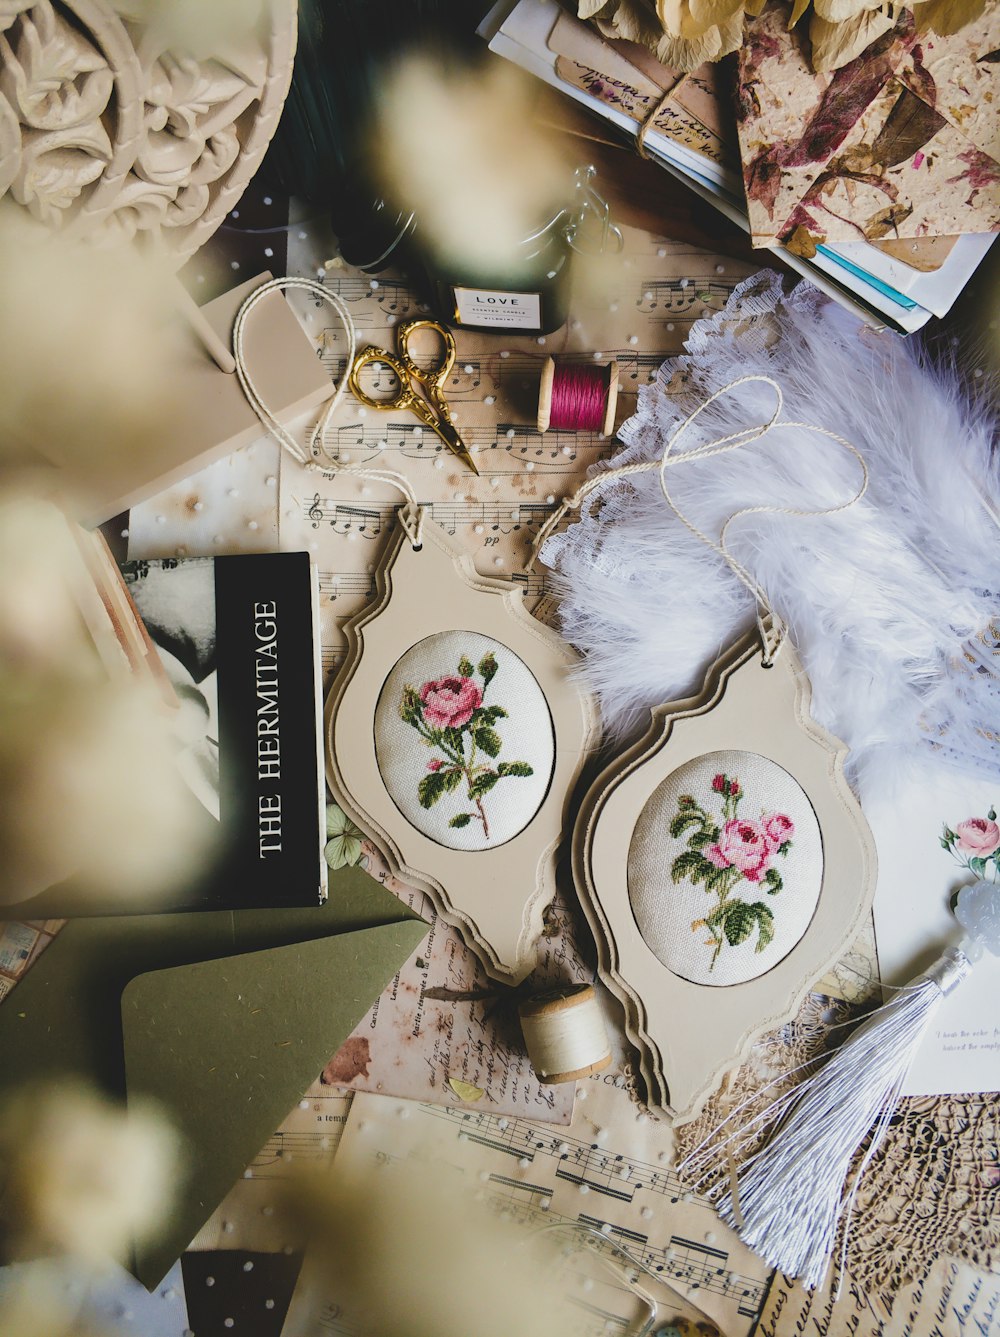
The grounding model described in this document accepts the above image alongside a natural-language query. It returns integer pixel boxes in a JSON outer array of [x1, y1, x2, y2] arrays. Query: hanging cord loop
[[530, 374, 869, 665], [231, 276, 427, 548]]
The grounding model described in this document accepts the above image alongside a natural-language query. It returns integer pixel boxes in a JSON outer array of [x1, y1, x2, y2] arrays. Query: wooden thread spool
[[518, 982, 612, 1083], [537, 357, 619, 436]]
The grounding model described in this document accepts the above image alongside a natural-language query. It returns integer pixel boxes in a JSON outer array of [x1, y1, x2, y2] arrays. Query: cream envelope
[[0, 867, 428, 1289]]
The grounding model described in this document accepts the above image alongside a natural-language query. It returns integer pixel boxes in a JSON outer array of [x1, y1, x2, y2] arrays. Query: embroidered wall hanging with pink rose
[[325, 510, 598, 985], [531, 376, 879, 1119]]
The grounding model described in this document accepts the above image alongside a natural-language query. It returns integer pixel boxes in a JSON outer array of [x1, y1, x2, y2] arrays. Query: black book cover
[[18, 553, 326, 916]]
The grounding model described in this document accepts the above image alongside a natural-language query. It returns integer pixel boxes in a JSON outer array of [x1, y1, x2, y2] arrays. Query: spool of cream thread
[[518, 983, 612, 1083], [537, 357, 619, 435]]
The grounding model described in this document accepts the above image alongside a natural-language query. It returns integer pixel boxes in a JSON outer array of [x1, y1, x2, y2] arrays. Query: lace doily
[[673, 992, 1000, 1294]]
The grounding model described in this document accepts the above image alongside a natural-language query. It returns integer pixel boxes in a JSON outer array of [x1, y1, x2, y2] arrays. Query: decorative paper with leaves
[[736, 1, 1000, 250], [374, 631, 555, 852], [628, 749, 824, 986]]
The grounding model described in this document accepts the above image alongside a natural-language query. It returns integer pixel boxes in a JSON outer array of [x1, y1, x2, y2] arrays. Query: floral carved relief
[[0, 0, 295, 263]]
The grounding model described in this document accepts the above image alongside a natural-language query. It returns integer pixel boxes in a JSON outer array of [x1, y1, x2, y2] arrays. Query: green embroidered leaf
[[717, 900, 774, 952], [751, 903, 775, 952], [671, 849, 712, 884], [777, 840, 792, 856], [418, 770, 450, 809], [442, 727, 467, 755], [764, 867, 783, 895], [497, 761, 533, 777], [689, 827, 719, 849], [449, 813, 473, 829], [473, 726, 502, 758], [705, 865, 733, 893], [469, 770, 500, 799], [479, 652, 498, 686], [400, 684, 421, 725], [669, 811, 703, 839], [479, 704, 508, 723], [704, 903, 728, 931], [458, 656, 474, 677], [719, 901, 776, 952]]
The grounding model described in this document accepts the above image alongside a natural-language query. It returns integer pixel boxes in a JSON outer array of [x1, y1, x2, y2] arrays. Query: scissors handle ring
[[347, 345, 413, 410], [395, 318, 456, 386]]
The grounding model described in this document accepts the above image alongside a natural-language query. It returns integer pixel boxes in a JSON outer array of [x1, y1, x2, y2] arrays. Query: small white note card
[[867, 766, 1000, 1097]]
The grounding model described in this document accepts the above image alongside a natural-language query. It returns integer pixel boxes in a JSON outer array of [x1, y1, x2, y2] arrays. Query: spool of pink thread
[[537, 357, 619, 435]]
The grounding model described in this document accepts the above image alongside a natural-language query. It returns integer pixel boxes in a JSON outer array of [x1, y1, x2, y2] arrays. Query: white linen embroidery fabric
[[628, 749, 823, 986], [374, 630, 555, 851]]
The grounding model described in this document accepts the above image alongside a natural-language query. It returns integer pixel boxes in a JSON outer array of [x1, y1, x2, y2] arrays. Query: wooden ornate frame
[[573, 633, 878, 1121], [326, 514, 599, 985]]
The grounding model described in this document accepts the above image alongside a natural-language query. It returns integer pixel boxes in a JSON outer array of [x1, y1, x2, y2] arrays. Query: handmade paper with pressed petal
[[736, 0, 1000, 248]]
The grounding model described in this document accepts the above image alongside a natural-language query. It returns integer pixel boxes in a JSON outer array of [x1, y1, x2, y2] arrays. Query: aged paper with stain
[[757, 1256, 1000, 1336], [736, 2, 1000, 250], [316, 846, 582, 1124]]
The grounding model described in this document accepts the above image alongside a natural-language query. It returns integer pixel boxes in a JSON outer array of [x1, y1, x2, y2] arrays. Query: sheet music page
[[281, 1082, 772, 1337], [280, 221, 758, 678]]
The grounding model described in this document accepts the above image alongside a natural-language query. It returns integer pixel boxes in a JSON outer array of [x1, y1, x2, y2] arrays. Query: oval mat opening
[[628, 750, 823, 986], [374, 631, 555, 851]]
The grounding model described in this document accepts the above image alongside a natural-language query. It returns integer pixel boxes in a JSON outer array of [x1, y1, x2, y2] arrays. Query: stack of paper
[[481, 0, 997, 332]]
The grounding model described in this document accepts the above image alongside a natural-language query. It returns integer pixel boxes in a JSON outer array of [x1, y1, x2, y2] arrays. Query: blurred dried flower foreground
[[0, 0, 295, 263], [371, 54, 574, 274], [0, 212, 178, 500], [0, 1080, 179, 1268], [0, 489, 218, 910], [288, 1159, 581, 1337]]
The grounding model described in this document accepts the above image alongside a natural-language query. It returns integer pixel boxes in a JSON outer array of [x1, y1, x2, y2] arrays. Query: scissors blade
[[431, 410, 479, 476]]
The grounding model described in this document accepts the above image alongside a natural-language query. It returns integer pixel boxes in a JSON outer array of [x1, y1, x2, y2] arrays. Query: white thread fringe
[[681, 947, 973, 1291]]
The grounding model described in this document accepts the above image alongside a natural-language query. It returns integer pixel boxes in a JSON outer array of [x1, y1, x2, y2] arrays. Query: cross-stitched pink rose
[[708, 818, 772, 882], [670, 771, 794, 970], [400, 652, 533, 840], [764, 812, 795, 852], [419, 675, 482, 729]]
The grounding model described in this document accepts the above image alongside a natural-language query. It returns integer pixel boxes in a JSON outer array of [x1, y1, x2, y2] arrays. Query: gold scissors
[[348, 318, 479, 475]]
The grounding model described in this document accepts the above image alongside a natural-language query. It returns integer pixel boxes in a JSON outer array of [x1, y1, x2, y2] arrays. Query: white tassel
[[680, 944, 976, 1291]]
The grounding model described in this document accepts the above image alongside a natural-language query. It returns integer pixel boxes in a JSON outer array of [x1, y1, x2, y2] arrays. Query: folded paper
[[0, 867, 427, 1289]]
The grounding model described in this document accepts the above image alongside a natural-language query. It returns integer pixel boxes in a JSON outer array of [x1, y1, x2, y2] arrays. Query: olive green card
[[0, 867, 428, 1289]]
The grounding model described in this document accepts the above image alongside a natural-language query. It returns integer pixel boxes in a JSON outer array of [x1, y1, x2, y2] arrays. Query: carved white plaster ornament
[[0, 0, 295, 262]]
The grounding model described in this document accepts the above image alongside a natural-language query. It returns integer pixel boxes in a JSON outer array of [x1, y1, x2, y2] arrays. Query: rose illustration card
[[866, 768, 1000, 1097]]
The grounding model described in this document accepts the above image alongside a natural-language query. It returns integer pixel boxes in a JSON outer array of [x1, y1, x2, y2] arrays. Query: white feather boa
[[541, 272, 1000, 796]]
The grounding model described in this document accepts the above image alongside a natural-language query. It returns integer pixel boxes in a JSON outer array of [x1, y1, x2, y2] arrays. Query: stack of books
[[482, 0, 998, 332]]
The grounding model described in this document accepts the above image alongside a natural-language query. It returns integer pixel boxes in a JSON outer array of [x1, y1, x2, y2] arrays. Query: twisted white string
[[231, 276, 426, 549], [531, 375, 870, 664]]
